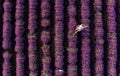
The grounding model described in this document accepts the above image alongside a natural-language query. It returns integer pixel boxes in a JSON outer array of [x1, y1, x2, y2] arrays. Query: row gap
[[102, 0, 108, 76], [24, 0, 29, 75], [89, 0, 95, 76], [11, 0, 16, 76], [0, 1, 4, 76], [115, 0, 120, 75], [36, 0, 42, 75], [76, 0, 82, 76], [50, 0, 55, 76], [63, 0, 69, 76]]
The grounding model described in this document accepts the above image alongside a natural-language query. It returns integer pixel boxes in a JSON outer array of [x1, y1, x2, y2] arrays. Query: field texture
[[0, 0, 120, 76]]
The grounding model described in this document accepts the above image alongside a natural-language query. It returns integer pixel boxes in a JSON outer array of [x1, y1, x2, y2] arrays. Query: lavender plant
[[81, 0, 91, 76], [28, 0, 38, 76], [2, 0, 12, 76], [0, 0, 120, 75], [94, 0, 104, 76], [67, 0, 78, 76], [107, 0, 117, 76], [2, 51, 12, 76], [41, 0, 50, 27], [41, 31, 51, 76], [41, 0, 51, 76], [54, 0, 64, 76], [15, 0, 25, 76]]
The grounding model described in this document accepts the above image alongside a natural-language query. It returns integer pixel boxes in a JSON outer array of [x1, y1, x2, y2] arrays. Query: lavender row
[[54, 0, 64, 76], [16, 53, 25, 76], [28, 0, 38, 76], [107, 0, 117, 76], [2, 51, 12, 76], [81, 0, 91, 76], [2, 0, 12, 50], [2, 0, 13, 76], [15, 0, 25, 76], [67, 0, 77, 76], [41, 31, 51, 76], [41, 0, 50, 27], [41, 0, 51, 75], [28, 0, 38, 34], [94, 0, 104, 75]]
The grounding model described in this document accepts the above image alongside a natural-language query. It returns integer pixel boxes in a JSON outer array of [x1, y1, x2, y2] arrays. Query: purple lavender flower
[[41, 0, 50, 27], [3, 1, 12, 12], [54, 0, 64, 76], [28, 0, 38, 76], [41, 56, 51, 76], [41, 44, 50, 55], [41, 31, 50, 44], [28, 54, 38, 71], [81, 0, 91, 75], [94, 0, 104, 75], [107, 0, 117, 76], [15, 0, 25, 75], [41, 70, 52, 76], [67, 0, 78, 76], [3, 51, 12, 76], [40, 23, 51, 76], [2, 1, 13, 76], [67, 48, 77, 65], [16, 53, 25, 76], [41, 37, 51, 76], [40, 1, 52, 76], [68, 65, 77, 76]]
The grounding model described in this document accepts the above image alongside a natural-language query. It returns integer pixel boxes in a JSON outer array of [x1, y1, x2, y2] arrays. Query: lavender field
[[0, 0, 120, 76]]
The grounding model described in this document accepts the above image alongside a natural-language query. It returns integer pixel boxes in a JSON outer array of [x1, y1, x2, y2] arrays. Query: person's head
[[81, 24, 88, 28]]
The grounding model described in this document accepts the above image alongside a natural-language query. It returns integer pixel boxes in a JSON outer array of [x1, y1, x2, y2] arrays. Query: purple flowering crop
[[81, 0, 91, 76], [67, 0, 78, 76], [15, 0, 25, 76], [107, 0, 117, 76], [41, 0, 51, 76], [0, 0, 120, 76], [28, 0, 38, 76], [2, 0, 13, 76], [54, 0, 64, 76], [94, 0, 104, 75], [41, 31, 51, 76]]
